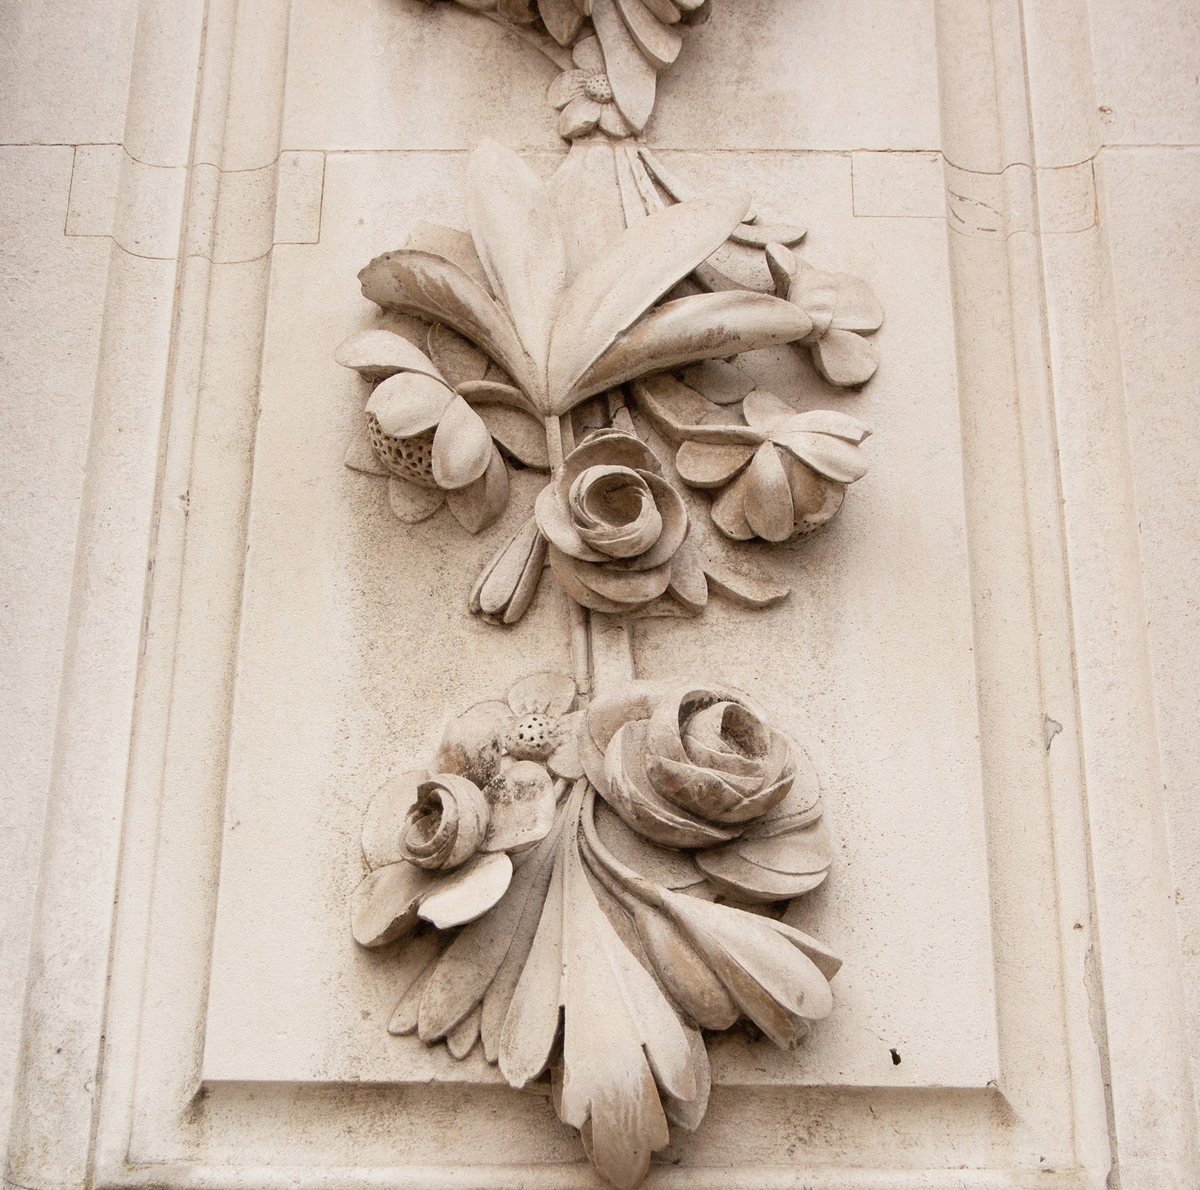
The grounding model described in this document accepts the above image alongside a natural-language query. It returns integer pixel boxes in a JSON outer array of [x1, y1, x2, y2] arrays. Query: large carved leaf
[[358, 249, 537, 400], [591, 0, 657, 130], [571, 291, 812, 401], [556, 839, 697, 1190], [546, 193, 749, 412], [418, 803, 571, 1042], [467, 140, 568, 380], [661, 890, 833, 1050]]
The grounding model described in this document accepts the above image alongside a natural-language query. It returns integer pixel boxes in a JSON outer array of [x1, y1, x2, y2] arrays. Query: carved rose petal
[[563, 428, 665, 485], [710, 470, 756, 540], [681, 701, 771, 778], [362, 769, 427, 870], [809, 327, 880, 387], [446, 445, 509, 534], [594, 798, 708, 891], [742, 443, 795, 543], [508, 672, 577, 718], [571, 554, 675, 606], [428, 321, 489, 388], [483, 760, 558, 853], [402, 773, 491, 870], [335, 328, 447, 383], [548, 545, 645, 615], [536, 481, 611, 562], [604, 720, 740, 848], [695, 818, 833, 905], [351, 862, 434, 948], [387, 475, 445, 524], [417, 851, 514, 929], [367, 371, 456, 438], [571, 465, 664, 558], [665, 540, 708, 614]]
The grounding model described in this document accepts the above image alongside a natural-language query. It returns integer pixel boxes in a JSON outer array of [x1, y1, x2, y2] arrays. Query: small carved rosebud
[[400, 774, 491, 871], [469, 516, 547, 625]]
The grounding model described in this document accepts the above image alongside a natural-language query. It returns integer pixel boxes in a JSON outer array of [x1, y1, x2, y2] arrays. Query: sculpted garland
[[341, 3, 882, 1185]]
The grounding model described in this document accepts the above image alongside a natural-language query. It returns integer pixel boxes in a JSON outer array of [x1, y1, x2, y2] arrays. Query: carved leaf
[[475, 404, 550, 468], [539, 0, 585, 43], [572, 291, 812, 401], [420, 806, 571, 1046], [632, 375, 762, 446], [702, 560, 790, 608], [456, 378, 535, 413], [388, 930, 452, 1035], [547, 193, 749, 411], [508, 671, 577, 717], [613, 0, 683, 70], [428, 322, 490, 387], [497, 844, 567, 1085], [358, 249, 537, 399], [830, 273, 884, 333], [709, 472, 755, 540], [661, 891, 834, 1049], [791, 409, 872, 443], [446, 445, 509, 534], [404, 220, 493, 293], [388, 476, 445, 524], [431, 395, 493, 489], [470, 516, 547, 624], [682, 359, 755, 406], [467, 140, 568, 377], [418, 852, 514, 930], [556, 839, 697, 1190], [591, 0, 657, 131], [809, 327, 880, 387], [447, 1005, 482, 1059], [335, 328, 447, 383]]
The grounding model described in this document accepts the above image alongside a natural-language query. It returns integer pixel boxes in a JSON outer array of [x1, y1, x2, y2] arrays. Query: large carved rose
[[535, 429, 692, 613], [581, 680, 796, 847]]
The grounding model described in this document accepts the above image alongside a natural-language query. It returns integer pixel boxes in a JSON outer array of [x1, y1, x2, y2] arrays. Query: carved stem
[[547, 413, 592, 694], [579, 785, 667, 910]]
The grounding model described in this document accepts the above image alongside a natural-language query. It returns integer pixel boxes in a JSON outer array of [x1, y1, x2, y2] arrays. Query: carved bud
[[400, 774, 491, 871], [469, 516, 547, 625]]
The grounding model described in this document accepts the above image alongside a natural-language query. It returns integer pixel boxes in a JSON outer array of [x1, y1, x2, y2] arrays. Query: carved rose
[[535, 429, 693, 613], [582, 680, 797, 847], [400, 774, 491, 870]]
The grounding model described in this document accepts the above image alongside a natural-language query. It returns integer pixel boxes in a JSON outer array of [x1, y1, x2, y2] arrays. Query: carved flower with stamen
[[548, 35, 633, 139], [635, 374, 872, 543]]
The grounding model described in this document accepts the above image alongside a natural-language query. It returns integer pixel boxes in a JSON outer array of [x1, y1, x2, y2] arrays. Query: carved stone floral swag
[[340, 2, 882, 1185]]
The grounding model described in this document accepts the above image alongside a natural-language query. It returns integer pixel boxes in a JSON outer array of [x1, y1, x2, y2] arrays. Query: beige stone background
[[1, 0, 1199, 1187]]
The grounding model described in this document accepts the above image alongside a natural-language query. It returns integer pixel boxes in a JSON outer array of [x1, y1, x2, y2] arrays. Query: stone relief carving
[[338, 6, 882, 1185]]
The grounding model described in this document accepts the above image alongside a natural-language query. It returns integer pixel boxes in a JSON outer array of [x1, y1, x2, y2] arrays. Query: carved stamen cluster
[[366, 415, 438, 487], [508, 712, 555, 761]]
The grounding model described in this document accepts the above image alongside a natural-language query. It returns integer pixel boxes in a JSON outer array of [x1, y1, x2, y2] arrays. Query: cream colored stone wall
[[1, 0, 1197, 1186]]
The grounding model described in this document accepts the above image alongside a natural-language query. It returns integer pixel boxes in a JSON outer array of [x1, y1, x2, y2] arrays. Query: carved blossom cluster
[[351, 672, 581, 949]]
